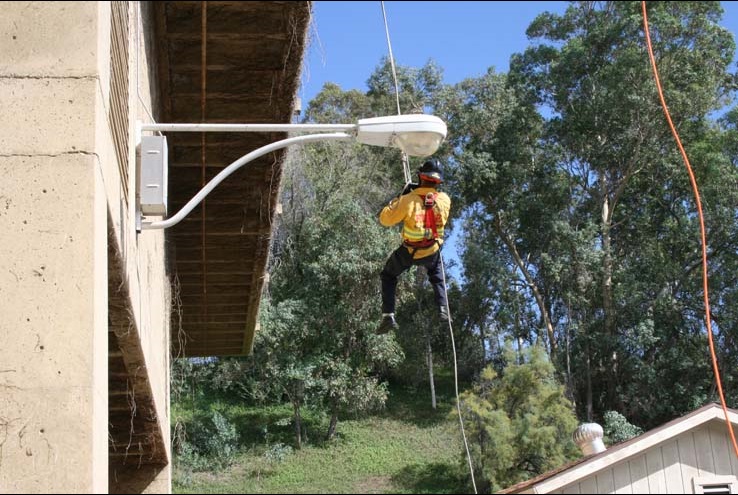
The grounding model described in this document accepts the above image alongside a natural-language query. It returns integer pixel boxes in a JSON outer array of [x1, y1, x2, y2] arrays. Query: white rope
[[380, 3, 476, 490], [440, 251, 478, 494], [380, 1, 411, 185], [380, 1, 402, 117]]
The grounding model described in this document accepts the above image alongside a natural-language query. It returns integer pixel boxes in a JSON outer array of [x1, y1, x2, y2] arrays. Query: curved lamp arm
[[141, 132, 353, 230], [136, 114, 447, 232]]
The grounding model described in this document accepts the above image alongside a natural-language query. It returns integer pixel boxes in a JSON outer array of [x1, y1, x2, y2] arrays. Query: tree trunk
[[600, 176, 615, 338], [427, 332, 437, 409], [293, 401, 302, 450], [494, 216, 557, 358], [416, 268, 437, 408], [515, 298, 523, 363], [326, 407, 339, 441], [326, 413, 338, 441], [479, 322, 487, 375], [565, 303, 574, 404], [586, 339, 593, 422], [600, 174, 618, 409]]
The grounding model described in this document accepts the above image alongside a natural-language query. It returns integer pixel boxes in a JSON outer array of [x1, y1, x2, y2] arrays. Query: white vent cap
[[573, 423, 606, 456]]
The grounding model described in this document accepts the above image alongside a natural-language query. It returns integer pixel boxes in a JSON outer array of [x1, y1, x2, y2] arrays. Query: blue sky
[[299, 1, 738, 105], [300, 1, 567, 104], [297, 1, 738, 279]]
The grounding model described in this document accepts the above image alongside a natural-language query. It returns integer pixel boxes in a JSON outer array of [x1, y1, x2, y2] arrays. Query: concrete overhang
[[154, 1, 311, 357]]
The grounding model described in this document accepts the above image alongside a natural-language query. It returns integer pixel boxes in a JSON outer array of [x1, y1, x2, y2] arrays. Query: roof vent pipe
[[573, 423, 606, 456]]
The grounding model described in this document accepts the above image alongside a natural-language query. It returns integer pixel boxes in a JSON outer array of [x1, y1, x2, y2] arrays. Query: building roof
[[153, 1, 311, 357], [500, 403, 738, 494]]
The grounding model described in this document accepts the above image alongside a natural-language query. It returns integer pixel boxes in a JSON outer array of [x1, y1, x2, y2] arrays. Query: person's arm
[[401, 182, 418, 195], [379, 195, 409, 227]]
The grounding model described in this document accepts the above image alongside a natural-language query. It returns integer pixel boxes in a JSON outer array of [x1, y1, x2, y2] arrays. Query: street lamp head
[[355, 114, 447, 157]]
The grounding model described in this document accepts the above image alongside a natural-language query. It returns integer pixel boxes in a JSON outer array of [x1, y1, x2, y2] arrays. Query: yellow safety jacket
[[379, 186, 451, 259]]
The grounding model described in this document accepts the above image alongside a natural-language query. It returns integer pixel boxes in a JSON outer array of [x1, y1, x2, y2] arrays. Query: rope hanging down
[[641, 1, 738, 459], [380, 3, 478, 492], [440, 251, 479, 494]]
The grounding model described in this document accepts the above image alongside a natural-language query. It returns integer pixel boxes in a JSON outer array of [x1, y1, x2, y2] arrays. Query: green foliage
[[173, 409, 239, 472], [603, 410, 643, 444], [171, 357, 220, 403], [457, 345, 579, 492], [263, 178, 405, 437], [173, 383, 468, 494], [264, 443, 294, 464]]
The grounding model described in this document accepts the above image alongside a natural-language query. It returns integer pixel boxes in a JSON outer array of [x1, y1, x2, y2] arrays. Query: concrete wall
[[0, 2, 170, 492], [109, 2, 171, 490], [126, 4, 171, 455]]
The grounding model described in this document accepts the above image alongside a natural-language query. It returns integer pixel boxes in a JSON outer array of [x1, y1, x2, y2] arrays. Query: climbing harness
[[403, 192, 440, 249], [422, 192, 440, 242]]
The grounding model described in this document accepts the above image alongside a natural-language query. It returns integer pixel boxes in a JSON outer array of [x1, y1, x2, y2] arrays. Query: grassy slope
[[173, 378, 473, 494]]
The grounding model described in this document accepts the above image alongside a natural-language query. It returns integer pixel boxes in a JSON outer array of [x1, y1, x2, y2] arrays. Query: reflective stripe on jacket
[[379, 186, 451, 259]]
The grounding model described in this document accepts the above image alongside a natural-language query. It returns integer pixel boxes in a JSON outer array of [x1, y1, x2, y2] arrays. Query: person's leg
[[421, 251, 449, 319], [380, 246, 413, 314]]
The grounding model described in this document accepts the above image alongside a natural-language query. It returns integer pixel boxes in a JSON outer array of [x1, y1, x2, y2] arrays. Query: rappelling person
[[377, 158, 451, 334]]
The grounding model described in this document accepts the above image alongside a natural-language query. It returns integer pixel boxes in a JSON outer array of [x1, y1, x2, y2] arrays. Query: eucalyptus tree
[[508, 0, 737, 425], [436, 65, 565, 370]]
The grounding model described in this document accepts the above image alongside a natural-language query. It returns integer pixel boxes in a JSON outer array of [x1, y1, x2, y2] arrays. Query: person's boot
[[377, 313, 399, 334], [439, 305, 450, 322]]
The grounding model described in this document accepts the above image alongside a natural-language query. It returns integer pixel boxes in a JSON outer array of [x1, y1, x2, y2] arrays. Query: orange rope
[[641, 1, 738, 458]]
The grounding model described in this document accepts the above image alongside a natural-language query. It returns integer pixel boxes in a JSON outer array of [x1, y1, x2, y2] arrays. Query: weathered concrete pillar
[[0, 2, 109, 492]]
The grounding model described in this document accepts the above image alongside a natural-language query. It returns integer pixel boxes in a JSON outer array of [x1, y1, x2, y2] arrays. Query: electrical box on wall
[[140, 135, 168, 216]]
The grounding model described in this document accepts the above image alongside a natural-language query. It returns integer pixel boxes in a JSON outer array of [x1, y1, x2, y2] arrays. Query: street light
[[136, 114, 447, 231]]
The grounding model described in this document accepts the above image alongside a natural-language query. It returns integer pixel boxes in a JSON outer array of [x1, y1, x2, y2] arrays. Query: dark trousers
[[380, 246, 447, 314]]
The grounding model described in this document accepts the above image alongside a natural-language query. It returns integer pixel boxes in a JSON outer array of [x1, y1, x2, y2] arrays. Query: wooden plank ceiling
[[155, 1, 310, 356]]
